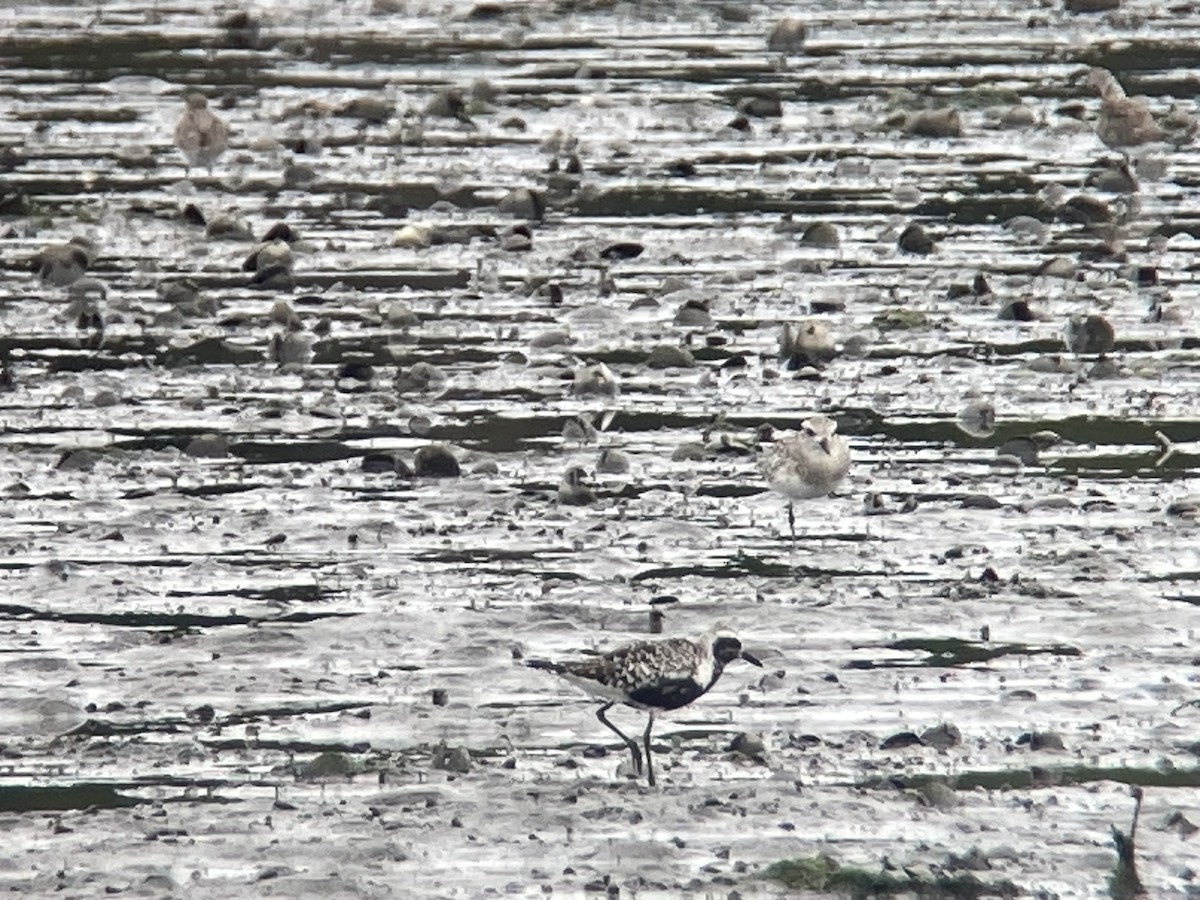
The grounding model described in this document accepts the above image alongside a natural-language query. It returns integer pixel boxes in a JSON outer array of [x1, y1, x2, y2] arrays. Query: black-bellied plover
[[759, 414, 851, 541], [527, 633, 761, 786], [174, 92, 229, 172]]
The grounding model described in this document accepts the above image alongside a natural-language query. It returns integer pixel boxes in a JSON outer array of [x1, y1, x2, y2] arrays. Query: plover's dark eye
[[712, 636, 742, 661]]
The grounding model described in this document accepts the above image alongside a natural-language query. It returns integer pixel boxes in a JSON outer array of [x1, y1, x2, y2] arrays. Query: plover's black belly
[[627, 678, 706, 711]]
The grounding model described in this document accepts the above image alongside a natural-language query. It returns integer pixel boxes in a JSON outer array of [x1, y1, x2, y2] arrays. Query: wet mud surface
[[1, 0, 1200, 897]]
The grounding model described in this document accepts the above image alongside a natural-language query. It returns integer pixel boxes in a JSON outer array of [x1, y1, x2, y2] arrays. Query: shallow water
[[1, 0, 1199, 897]]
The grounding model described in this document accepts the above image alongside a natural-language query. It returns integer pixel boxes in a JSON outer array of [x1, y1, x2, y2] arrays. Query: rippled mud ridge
[[1, 0, 1200, 897]]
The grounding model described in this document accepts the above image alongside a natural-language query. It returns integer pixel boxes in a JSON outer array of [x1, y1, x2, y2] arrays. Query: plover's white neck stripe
[[692, 641, 715, 690]]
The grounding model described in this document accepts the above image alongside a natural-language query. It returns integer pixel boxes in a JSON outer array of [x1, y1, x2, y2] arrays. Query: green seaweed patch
[[301, 751, 361, 780], [762, 855, 839, 889], [0, 783, 139, 813], [762, 853, 1018, 897], [632, 553, 882, 582], [872, 308, 930, 331], [875, 766, 1200, 792], [956, 86, 1023, 109], [847, 636, 1080, 669]]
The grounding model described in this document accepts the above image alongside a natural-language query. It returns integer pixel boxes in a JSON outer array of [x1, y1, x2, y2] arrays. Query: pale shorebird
[[759, 414, 851, 541], [31, 236, 97, 288], [527, 633, 762, 786], [174, 92, 229, 173], [1064, 313, 1115, 356], [1082, 68, 1171, 150], [572, 361, 619, 398]]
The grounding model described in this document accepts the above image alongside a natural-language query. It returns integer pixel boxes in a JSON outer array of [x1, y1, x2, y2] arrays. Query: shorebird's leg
[[787, 502, 797, 542], [642, 712, 656, 787], [596, 702, 642, 775]]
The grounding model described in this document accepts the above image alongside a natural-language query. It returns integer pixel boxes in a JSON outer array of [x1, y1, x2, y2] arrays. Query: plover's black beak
[[819, 436, 831, 454], [741, 650, 763, 667]]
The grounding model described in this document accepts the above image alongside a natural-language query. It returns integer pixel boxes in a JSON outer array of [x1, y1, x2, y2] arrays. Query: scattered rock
[[1019, 730, 1066, 751], [872, 308, 929, 331], [1064, 313, 1115, 355], [646, 345, 695, 369], [916, 780, 960, 810], [599, 241, 644, 261], [903, 108, 963, 138], [415, 445, 461, 478], [302, 751, 359, 780], [431, 742, 472, 774], [920, 723, 962, 749], [673, 297, 712, 327], [897, 222, 936, 255], [498, 187, 544, 220], [185, 434, 230, 458], [880, 731, 924, 750], [766, 17, 807, 54], [800, 221, 840, 249], [56, 449, 100, 472]]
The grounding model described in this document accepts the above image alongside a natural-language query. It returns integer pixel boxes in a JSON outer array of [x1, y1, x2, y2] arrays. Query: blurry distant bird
[[269, 321, 313, 369], [573, 361, 619, 398], [596, 447, 631, 475], [31, 236, 96, 288], [1080, 68, 1193, 150], [899, 108, 963, 138], [563, 412, 602, 445], [425, 88, 474, 126], [759, 415, 851, 541], [244, 223, 299, 290], [779, 320, 836, 370], [1065, 313, 1115, 355], [957, 398, 997, 438], [174, 92, 229, 172], [558, 466, 597, 506], [673, 297, 712, 328], [1165, 496, 1200, 523], [995, 431, 1063, 468], [766, 17, 806, 54], [394, 361, 449, 400]]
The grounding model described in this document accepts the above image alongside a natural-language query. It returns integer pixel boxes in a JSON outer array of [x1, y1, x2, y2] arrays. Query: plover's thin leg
[[642, 712, 656, 787], [787, 502, 797, 543], [595, 702, 642, 775]]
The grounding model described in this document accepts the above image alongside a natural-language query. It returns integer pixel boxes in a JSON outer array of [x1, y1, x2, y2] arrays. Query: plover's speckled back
[[174, 92, 229, 172], [759, 414, 851, 541], [527, 633, 761, 786]]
